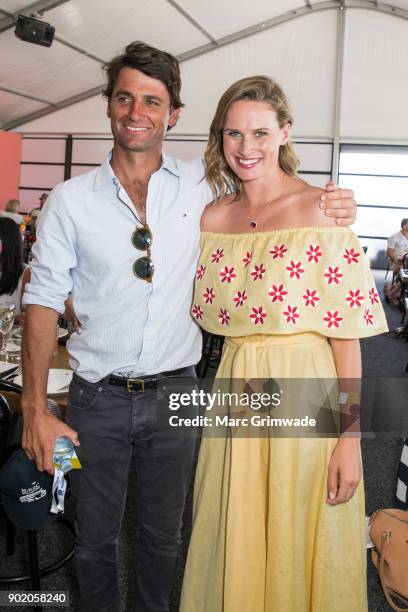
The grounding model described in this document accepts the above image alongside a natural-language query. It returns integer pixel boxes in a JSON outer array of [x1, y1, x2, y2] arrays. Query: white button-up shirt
[[388, 231, 408, 260], [23, 154, 213, 382]]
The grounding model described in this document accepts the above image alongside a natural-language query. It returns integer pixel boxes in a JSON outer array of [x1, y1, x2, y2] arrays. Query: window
[[339, 145, 408, 268]]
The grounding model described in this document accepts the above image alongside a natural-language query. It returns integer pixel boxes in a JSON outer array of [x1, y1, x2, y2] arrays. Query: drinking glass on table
[[0, 304, 16, 359], [6, 326, 22, 362]]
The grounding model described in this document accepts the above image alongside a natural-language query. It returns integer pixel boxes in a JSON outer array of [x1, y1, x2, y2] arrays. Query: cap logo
[[19, 481, 47, 503]]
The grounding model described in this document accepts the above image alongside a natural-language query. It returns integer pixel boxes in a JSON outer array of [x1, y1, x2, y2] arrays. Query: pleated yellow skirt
[[180, 333, 367, 612]]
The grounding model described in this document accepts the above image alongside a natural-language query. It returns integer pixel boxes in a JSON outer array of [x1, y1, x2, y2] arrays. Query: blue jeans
[[66, 368, 197, 612]]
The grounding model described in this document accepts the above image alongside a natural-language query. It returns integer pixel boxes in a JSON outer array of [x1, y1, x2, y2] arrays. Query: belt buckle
[[127, 378, 145, 392]]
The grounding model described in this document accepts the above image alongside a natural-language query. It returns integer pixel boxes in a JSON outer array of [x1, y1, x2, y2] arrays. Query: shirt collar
[[93, 151, 181, 191]]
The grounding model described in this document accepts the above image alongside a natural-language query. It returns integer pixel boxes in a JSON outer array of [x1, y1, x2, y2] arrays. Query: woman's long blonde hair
[[205, 76, 300, 200]]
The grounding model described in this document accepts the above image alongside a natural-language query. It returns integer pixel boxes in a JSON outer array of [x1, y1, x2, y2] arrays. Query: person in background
[[385, 219, 408, 305], [0, 217, 30, 323], [387, 218, 408, 275], [1, 199, 24, 226], [29, 192, 48, 214]]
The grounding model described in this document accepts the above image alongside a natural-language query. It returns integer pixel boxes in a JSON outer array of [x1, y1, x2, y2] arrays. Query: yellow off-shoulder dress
[[180, 227, 388, 612]]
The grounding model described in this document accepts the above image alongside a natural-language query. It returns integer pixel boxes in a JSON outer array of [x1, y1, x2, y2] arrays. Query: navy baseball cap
[[0, 449, 57, 530]]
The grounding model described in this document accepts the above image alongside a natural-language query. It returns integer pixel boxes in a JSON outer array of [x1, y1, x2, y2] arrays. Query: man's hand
[[320, 180, 356, 226], [22, 304, 79, 475], [22, 407, 79, 475], [326, 438, 362, 505]]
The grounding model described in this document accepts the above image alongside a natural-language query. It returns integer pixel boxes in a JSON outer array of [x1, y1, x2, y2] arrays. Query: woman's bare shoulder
[[294, 182, 336, 228], [200, 194, 236, 231]]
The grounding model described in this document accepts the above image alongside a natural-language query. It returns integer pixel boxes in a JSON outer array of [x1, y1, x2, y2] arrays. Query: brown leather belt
[[107, 366, 191, 392]]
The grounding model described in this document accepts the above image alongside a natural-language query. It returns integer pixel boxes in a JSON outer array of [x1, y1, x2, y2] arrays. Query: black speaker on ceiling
[[14, 15, 55, 47]]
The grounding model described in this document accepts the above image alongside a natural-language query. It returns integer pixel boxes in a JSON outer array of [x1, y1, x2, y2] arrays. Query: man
[[21, 41, 357, 612], [29, 192, 48, 215], [387, 217, 408, 275]]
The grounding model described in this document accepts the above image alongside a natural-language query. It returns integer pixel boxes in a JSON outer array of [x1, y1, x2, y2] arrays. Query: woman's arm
[[326, 338, 362, 506]]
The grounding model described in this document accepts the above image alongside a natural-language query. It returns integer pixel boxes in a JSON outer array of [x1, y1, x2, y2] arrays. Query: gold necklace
[[247, 200, 273, 229], [243, 175, 286, 229]]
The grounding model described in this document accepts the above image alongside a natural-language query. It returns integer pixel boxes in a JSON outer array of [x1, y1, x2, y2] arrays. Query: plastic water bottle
[[53, 437, 74, 473], [47, 400, 74, 473]]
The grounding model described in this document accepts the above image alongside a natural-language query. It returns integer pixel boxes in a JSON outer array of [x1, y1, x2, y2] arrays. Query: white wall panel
[[1, 0, 32, 8], [20, 163, 65, 188], [15, 95, 110, 133], [298, 173, 330, 188], [47, 0, 209, 59], [176, 11, 337, 138], [0, 0, 28, 10], [341, 10, 408, 140], [163, 140, 206, 161], [294, 143, 333, 172], [22, 138, 66, 163], [72, 138, 113, 164], [0, 31, 102, 103], [180, 0, 301, 40], [0, 90, 46, 126], [389, 0, 408, 9]]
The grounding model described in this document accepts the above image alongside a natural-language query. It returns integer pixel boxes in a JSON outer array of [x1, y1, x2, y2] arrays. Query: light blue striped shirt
[[23, 154, 212, 382]]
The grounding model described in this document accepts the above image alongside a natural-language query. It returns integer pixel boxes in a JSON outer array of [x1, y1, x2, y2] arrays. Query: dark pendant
[[250, 220, 257, 229]]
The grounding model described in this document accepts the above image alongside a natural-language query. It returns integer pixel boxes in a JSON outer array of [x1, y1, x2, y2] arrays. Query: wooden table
[[3, 344, 71, 412]]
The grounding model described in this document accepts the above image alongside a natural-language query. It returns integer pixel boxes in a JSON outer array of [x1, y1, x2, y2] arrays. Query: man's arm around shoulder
[[21, 305, 79, 474]]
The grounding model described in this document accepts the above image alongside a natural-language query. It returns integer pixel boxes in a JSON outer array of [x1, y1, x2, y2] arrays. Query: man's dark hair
[[401, 218, 408, 228], [0, 217, 24, 296], [102, 41, 184, 110]]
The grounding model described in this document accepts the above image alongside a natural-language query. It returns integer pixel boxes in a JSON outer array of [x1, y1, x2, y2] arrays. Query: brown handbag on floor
[[369, 509, 408, 611]]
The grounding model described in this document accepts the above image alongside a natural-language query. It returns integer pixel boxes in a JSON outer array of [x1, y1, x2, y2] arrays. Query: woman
[[180, 77, 388, 611], [0, 217, 30, 320], [1, 199, 24, 225]]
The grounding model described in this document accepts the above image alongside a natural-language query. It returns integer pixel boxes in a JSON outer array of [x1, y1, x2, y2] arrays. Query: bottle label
[[53, 448, 81, 470]]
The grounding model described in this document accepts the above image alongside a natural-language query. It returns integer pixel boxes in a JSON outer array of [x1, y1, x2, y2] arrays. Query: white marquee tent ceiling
[[0, 0, 407, 141]]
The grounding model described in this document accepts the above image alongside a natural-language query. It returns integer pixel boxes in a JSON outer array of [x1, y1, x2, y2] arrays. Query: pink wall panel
[[20, 163, 65, 189], [22, 138, 66, 163], [0, 131, 22, 209]]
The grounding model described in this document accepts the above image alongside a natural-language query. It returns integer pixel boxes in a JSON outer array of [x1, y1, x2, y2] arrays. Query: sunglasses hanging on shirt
[[131, 224, 154, 282]]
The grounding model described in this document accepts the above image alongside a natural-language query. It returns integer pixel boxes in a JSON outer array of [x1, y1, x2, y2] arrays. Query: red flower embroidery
[[324, 266, 343, 285], [192, 304, 203, 320], [363, 309, 374, 326], [211, 248, 224, 263], [303, 289, 320, 308], [368, 288, 380, 305], [306, 244, 322, 263], [269, 244, 287, 259], [251, 263, 266, 281], [345, 289, 364, 308], [250, 306, 267, 325], [233, 290, 248, 308], [242, 251, 253, 268], [218, 308, 230, 326], [203, 288, 215, 304], [195, 264, 206, 280], [343, 248, 360, 264], [283, 305, 300, 325], [323, 310, 343, 328], [286, 260, 304, 280], [268, 283, 288, 303], [219, 266, 236, 283]]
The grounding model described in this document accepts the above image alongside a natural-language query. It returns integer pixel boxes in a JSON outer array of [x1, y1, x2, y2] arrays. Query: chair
[[0, 381, 74, 608], [385, 257, 397, 285]]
